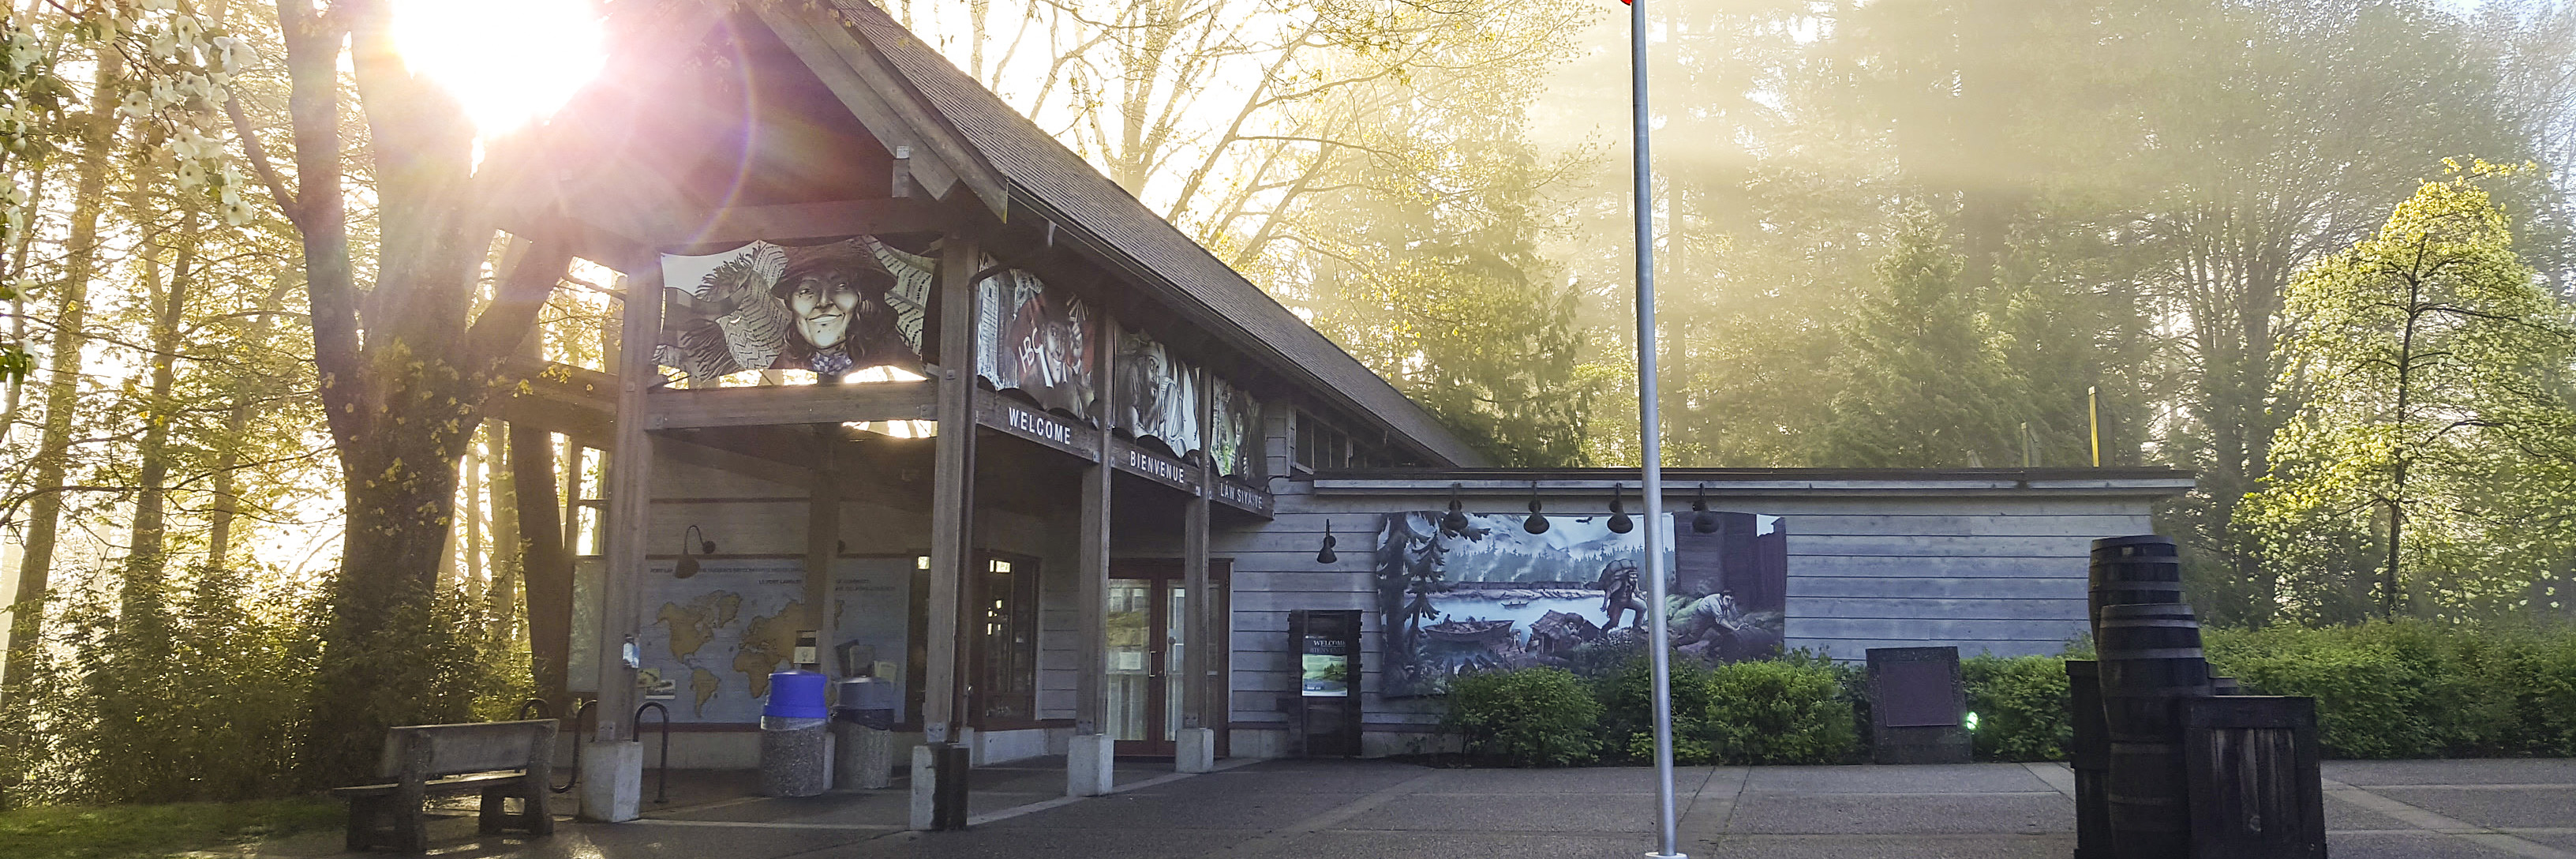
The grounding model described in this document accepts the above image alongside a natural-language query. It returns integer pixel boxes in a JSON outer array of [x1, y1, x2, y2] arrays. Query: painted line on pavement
[[627, 819, 904, 831], [2325, 778, 2576, 859], [2343, 782, 2576, 791], [1683, 766, 1750, 848], [963, 756, 1266, 827]]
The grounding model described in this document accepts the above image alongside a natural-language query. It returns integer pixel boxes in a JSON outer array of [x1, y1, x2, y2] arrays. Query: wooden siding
[[1213, 482, 2167, 729]]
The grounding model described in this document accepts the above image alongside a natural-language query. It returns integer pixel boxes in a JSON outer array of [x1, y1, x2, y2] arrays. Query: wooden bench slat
[[330, 772, 527, 798]]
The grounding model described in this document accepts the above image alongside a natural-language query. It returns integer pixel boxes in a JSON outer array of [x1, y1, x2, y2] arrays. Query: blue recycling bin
[[761, 670, 830, 796]]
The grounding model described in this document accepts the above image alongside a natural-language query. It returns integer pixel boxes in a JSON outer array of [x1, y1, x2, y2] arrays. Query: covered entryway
[[1107, 559, 1230, 758]]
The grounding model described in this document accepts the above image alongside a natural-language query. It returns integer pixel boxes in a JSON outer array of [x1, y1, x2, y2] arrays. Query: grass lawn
[[0, 797, 343, 859]]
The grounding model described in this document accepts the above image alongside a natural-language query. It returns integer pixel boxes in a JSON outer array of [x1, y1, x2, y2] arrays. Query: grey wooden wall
[[1213, 476, 2181, 752]]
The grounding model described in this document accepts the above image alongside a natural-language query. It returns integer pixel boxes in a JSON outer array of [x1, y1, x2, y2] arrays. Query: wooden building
[[488, 0, 2192, 827]]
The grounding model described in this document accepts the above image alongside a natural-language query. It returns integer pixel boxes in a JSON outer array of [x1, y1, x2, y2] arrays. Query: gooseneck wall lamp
[[1692, 484, 1720, 535], [1608, 483, 1634, 535], [1523, 481, 1548, 535], [675, 525, 717, 580]]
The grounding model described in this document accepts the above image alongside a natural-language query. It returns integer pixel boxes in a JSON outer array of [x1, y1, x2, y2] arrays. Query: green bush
[[1703, 658, 1859, 764], [1962, 655, 2070, 762], [2201, 620, 2576, 759], [1594, 655, 1857, 766], [1442, 667, 1603, 767], [1594, 658, 1717, 765]]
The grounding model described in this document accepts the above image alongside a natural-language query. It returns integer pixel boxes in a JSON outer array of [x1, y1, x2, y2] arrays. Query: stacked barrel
[[2087, 535, 2212, 859]]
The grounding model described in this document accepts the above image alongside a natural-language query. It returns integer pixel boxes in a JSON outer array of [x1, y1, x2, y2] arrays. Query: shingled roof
[[814, 0, 1488, 467]]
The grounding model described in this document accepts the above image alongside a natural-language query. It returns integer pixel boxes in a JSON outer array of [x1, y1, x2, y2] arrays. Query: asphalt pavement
[[213, 756, 2576, 859]]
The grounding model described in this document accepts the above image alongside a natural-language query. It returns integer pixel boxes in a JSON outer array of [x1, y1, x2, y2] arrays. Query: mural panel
[[657, 237, 934, 382], [632, 557, 917, 724], [1376, 511, 1786, 697], [974, 260, 1098, 415], [1114, 331, 1201, 456], [1209, 377, 1258, 478]]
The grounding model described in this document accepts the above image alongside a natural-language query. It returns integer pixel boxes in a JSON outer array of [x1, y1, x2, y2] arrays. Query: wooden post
[[1182, 375, 1213, 731], [1075, 321, 1117, 736], [592, 257, 662, 743], [923, 236, 979, 745], [805, 431, 839, 673]]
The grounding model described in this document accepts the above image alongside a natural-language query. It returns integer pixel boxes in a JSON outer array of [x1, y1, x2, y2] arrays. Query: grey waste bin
[[833, 677, 897, 790]]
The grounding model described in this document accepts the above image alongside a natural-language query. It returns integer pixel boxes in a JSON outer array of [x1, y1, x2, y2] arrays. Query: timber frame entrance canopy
[[491, 0, 1479, 473], [478, 0, 1483, 820]]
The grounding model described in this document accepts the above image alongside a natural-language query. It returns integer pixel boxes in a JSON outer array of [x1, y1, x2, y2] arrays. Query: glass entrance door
[[1105, 563, 1226, 758]]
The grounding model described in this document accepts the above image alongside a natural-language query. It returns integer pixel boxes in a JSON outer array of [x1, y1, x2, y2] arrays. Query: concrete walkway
[[216, 758, 2576, 858]]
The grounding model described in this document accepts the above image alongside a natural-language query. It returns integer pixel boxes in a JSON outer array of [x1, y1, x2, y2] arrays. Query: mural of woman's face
[[786, 271, 861, 349]]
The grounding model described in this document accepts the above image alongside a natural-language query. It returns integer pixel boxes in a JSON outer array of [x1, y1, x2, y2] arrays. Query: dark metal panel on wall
[[1287, 610, 1362, 758]]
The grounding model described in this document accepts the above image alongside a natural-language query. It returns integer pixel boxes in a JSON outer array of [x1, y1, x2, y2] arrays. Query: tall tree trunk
[[205, 274, 298, 573], [483, 423, 522, 645], [3, 56, 123, 698], [118, 203, 196, 665], [462, 445, 483, 602], [515, 427, 571, 710]]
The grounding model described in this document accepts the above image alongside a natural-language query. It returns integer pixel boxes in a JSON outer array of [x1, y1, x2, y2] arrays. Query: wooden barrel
[[2065, 660, 2112, 859], [2091, 535, 2181, 560], [2096, 602, 2209, 858], [2089, 536, 2185, 640]]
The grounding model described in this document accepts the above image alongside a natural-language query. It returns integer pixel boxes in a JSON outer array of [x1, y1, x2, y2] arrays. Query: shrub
[[1594, 658, 1717, 765], [1961, 655, 2070, 762], [1443, 667, 1603, 767], [1703, 658, 1858, 765]]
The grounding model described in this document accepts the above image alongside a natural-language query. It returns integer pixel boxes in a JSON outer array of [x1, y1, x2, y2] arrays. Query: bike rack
[[635, 701, 672, 804], [551, 699, 598, 795], [514, 698, 553, 720]]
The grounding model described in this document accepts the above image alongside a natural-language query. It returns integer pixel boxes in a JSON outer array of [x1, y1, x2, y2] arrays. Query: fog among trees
[[0, 0, 2570, 805]]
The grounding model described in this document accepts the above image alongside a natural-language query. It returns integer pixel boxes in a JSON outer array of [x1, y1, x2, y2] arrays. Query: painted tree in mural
[[2239, 162, 2576, 624]]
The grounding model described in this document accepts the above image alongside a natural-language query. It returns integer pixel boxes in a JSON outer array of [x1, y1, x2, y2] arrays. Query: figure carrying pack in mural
[[1593, 558, 1651, 631]]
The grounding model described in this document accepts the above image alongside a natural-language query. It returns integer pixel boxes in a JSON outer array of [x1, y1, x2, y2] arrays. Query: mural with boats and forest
[[1375, 499, 1788, 697]]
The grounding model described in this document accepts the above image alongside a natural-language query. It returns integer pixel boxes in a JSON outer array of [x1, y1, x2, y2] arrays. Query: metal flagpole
[[1629, 0, 1683, 856]]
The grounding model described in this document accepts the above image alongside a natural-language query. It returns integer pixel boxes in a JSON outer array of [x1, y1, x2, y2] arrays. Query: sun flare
[[390, 0, 606, 135]]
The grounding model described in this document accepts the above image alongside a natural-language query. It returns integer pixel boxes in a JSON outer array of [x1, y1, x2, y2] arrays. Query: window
[[1293, 411, 1351, 471], [975, 554, 1041, 723]]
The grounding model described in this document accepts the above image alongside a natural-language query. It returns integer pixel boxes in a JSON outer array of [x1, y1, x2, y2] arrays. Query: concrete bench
[[329, 719, 558, 852]]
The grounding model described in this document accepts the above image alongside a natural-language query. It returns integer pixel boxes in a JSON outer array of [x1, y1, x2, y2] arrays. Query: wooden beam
[[922, 236, 980, 747], [1073, 319, 1118, 737], [646, 382, 936, 430], [975, 389, 1099, 462], [593, 257, 665, 744], [655, 431, 817, 490], [491, 358, 618, 448], [657, 198, 954, 246], [756, 10, 1006, 215], [806, 434, 839, 674], [1181, 381, 1213, 732]]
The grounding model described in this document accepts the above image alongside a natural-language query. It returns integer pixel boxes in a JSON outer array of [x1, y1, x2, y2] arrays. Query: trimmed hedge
[[1443, 666, 1603, 766], [1466, 655, 1858, 767], [1960, 655, 2071, 762], [1953, 621, 2576, 762], [1447, 621, 2576, 767]]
